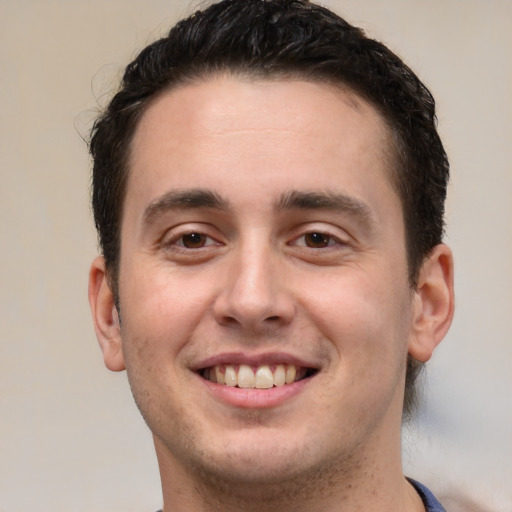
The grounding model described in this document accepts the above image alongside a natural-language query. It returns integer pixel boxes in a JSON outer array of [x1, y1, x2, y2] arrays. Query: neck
[[155, 434, 425, 512]]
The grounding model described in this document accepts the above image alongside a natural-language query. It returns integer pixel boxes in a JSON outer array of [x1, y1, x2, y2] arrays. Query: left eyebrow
[[276, 190, 376, 229], [142, 188, 230, 225]]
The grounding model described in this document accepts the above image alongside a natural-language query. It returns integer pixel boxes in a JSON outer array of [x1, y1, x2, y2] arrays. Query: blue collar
[[408, 478, 446, 512]]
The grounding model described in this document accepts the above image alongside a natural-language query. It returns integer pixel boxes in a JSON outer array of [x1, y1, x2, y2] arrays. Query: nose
[[212, 244, 295, 332]]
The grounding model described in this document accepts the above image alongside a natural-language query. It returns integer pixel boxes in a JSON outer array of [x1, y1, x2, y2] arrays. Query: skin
[[89, 76, 454, 511]]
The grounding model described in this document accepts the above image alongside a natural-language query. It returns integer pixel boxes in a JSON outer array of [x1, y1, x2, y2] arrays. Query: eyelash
[[163, 231, 221, 251], [159, 226, 350, 263], [165, 230, 341, 246], [291, 231, 342, 249], [175, 232, 218, 249]]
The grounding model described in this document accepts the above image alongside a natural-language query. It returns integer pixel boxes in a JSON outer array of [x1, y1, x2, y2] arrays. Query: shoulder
[[408, 478, 446, 512]]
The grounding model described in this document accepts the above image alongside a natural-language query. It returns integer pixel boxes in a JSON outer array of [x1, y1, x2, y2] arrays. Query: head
[[90, 0, 449, 421]]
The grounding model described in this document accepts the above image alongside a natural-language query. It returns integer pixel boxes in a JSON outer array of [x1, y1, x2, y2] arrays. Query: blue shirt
[[409, 478, 446, 512]]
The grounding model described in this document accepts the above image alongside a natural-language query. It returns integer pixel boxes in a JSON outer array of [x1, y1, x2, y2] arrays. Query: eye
[[302, 232, 335, 248], [158, 224, 225, 263], [293, 231, 338, 249], [287, 227, 353, 265], [175, 232, 216, 249]]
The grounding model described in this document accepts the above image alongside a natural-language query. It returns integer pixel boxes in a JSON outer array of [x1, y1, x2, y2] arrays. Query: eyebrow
[[142, 187, 375, 229], [143, 188, 229, 224], [276, 190, 375, 228]]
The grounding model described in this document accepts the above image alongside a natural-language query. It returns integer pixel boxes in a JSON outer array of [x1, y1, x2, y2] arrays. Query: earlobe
[[88, 256, 126, 372], [408, 244, 455, 362]]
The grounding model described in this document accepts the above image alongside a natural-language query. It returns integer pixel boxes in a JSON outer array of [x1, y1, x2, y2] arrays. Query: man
[[88, 1, 454, 510]]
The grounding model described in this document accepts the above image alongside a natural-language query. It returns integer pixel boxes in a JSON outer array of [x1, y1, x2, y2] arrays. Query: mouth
[[200, 363, 318, 389]]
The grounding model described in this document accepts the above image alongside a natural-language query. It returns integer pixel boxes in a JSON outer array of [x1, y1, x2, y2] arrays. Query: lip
[[192, 351, 320, 409], [198, 371, 314, 409], [192, 351, 319, 371]]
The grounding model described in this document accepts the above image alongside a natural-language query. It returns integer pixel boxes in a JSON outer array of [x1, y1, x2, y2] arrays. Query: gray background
[[1, 1, 510, 510]]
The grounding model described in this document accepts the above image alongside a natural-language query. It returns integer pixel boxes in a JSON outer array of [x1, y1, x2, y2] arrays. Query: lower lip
[[200, 374, 312, 409]]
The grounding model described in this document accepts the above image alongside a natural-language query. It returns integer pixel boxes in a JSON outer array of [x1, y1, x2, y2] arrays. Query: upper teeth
[[207, 364, 299, 389]]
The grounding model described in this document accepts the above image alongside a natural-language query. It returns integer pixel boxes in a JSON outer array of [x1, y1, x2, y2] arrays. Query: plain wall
[[1, 1, 510, 511]]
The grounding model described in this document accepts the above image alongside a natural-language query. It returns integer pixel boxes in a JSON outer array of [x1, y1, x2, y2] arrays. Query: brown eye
[[304, 232, 332, 248], [181, 233, 208, 248]]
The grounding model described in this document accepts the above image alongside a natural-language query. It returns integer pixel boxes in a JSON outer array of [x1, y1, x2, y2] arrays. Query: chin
[[193, 451, 313, 488], [186, 426, 344, 487]]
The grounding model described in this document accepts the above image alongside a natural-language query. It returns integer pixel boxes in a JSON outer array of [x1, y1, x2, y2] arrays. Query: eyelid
[[174, 233, 218, 248], [159, 223, 224, 249], [287, 224, 351, 248], [292, 234, 338, 247]]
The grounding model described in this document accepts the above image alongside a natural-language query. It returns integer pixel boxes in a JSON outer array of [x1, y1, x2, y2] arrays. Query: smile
[[201, 364, 316, 389]]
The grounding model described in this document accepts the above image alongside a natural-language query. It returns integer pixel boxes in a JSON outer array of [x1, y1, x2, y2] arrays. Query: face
[[103, 77, 423, 483]]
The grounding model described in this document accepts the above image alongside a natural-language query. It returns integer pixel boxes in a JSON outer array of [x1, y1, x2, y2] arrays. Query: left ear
[[408, 244, 455, 362], [88, 256, 126, 372]]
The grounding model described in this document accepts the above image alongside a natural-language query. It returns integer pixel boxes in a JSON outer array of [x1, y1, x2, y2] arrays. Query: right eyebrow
[[142, 188, 229, 224]]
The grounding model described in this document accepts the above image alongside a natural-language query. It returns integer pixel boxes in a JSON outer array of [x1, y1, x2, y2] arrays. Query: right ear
[[88, 256, 125, 372]]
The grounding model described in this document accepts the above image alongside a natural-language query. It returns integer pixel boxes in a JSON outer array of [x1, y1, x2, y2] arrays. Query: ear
[[88, 256, 126, 372], [408, 244, 455, 363]]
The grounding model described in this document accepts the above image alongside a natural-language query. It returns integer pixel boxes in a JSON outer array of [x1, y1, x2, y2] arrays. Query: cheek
[[311, 276, 412, 426], [117, 268, 214, 426], [119, 265, 214, 364], [304, 269, 412, 375]]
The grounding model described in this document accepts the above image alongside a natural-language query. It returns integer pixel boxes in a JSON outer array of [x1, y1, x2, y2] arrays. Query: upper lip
[[192, 351, 322, 372]]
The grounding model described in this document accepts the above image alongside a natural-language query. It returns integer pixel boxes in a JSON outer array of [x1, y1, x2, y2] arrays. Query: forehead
[[127, 76, 398, 214]]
